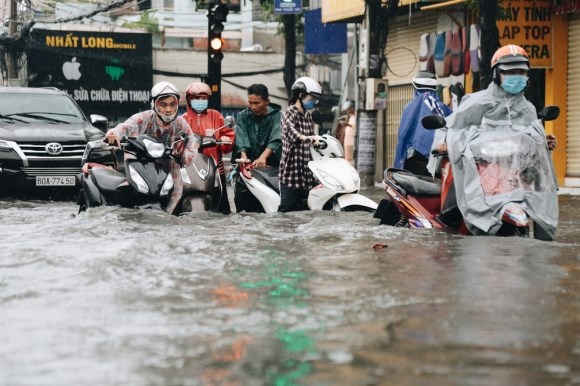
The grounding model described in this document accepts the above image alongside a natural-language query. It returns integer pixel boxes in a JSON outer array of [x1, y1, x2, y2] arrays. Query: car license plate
[[36, 176, 76, 186]]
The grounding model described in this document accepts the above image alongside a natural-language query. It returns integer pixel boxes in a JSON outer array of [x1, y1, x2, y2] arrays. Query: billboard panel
[[305, 9, 347, 54], [27, 29, 153, 117]]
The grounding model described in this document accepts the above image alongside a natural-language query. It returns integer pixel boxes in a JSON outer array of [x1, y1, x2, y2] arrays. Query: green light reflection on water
[[237, 249, 318, 386]]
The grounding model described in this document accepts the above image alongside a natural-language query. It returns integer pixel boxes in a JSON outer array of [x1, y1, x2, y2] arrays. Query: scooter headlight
[[128, 165, 149, 193], [82, 140, 108, 164], [350, 166, 360, 186], [316, 168, 345, 190], [143, 138, 166, 158], [180, 167, 191, 185], [160, 174, 174, 196]]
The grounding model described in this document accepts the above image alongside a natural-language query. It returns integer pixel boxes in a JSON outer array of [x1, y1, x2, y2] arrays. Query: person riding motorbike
[[232, 84, 282, 212], [181, 81, 235, 214], [278, 76, 322, 212], [426, 44, 559, 239], [103, 81, 199, 214], [393, 70, 452, 176]]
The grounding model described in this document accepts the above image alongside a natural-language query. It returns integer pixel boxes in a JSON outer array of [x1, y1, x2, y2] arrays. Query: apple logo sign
[[62, 57, 82, 80]]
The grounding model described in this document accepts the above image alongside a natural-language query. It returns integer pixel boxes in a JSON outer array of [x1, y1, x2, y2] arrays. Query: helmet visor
[[498, 62, 529, 71]]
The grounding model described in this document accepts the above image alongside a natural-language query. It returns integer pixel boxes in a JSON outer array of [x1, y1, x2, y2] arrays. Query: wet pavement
[[0, 188, 579, 385]]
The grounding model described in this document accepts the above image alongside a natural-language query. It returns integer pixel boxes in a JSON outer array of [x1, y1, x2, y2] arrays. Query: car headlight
[[0, 139, 16, 149], [316, 168, 344, 190], [128, 165, 149, 193], [160, 174, 174, 196], [143, 138, 166, 158]]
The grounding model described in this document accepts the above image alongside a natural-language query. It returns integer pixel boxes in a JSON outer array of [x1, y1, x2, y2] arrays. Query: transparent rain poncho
[[448, 120, 558, 238], [429, 82, 558, 239]]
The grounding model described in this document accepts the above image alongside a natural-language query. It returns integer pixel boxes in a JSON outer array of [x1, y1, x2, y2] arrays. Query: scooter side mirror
[[538, 105, 560, 121], [421, 115, 447, 130], [224, 116, 235, 127], [311, 110, 323, 127]]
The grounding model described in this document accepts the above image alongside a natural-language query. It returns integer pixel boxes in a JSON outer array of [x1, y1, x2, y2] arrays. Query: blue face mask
[[501, 75, 528, 95], [302, 98, 316, 111], [190, 99, 208, 113]]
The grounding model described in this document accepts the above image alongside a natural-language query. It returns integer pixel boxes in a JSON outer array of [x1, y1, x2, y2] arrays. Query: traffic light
[[207, 2, 229, 110], [208, 3, 228, 64]]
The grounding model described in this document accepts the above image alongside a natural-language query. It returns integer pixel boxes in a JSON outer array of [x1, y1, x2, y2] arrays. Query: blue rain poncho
[[393, 90, 452, 169]]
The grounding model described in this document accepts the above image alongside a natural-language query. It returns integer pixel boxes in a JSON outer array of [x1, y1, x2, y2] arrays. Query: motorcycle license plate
[[36, 176, 76, 186]]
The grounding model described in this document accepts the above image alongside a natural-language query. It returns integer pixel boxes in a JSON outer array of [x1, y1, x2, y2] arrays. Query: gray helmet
[[412, 71, 438, 91]]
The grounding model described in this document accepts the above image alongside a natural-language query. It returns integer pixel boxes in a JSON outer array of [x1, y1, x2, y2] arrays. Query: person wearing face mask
[[425, 44, 559, 237], [429, 44, 557, 167], [104, 81, 200, 214], [181, 81, 235, 214], [278, 76, 323, 212]]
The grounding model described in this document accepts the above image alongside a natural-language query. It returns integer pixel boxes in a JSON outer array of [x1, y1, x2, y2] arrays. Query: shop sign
[[27, 29, 153, 117], [497, 0, 553, 68]]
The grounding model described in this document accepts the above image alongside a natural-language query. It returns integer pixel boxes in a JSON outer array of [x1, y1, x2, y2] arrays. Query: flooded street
[[1, 188, 579, 386]]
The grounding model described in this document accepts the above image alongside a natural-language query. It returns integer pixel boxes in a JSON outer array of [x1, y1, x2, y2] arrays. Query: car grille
[[18, 142, 86, 159], [20, 167, 81, 177]]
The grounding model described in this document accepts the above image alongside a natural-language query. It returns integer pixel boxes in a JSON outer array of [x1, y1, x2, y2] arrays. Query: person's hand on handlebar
[[546, 134, 557, 151], [299, 135, 319, 144], [253, 156, 268, 167], [104, 130, 120, 147], [436, 143, 448, 153]]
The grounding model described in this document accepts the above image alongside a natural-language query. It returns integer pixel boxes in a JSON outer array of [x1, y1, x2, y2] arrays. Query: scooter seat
[[90, 167, 127, 193], [392, 172, 441, 196], [252, 167, 280, 194]]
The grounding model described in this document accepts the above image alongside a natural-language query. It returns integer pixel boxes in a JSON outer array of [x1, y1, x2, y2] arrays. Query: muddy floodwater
[[1, 189, 579, 386]]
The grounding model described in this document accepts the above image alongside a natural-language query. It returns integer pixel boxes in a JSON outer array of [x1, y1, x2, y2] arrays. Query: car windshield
[[0, 93, 86, 124]]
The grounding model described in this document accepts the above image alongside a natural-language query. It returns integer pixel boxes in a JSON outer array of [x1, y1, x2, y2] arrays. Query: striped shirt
[[279, 105, 316, 189]]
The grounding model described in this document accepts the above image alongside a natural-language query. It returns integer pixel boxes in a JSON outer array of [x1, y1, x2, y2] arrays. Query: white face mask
[[156, 108, 177, 123], [153, 96, 178, 123]]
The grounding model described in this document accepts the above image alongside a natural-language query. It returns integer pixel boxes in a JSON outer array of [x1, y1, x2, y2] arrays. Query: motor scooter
[[77, 117, 235, 215], [374, 106, 560, 239], [234, 134, 378, 213]]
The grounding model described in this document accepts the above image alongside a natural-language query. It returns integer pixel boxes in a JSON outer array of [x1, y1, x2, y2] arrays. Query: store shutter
[[384, 12, 437, 168], [386, 84, 415, 168], [567, 14, 580, 176]]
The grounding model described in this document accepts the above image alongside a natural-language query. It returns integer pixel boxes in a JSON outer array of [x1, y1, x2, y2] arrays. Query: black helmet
[[412, 71, 438, 91]]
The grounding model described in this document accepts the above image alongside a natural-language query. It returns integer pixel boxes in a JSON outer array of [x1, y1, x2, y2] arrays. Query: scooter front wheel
[[496, 222, 530, 237]]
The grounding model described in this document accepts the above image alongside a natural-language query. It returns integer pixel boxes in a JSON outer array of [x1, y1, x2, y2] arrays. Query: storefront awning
[[399, 0, 465, 9]]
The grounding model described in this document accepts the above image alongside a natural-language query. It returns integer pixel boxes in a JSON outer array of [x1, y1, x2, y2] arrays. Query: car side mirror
[[90, 114, 109, 132]]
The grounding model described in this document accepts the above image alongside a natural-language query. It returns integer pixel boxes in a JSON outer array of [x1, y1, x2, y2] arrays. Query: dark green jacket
[[234, 103, 282, 166]]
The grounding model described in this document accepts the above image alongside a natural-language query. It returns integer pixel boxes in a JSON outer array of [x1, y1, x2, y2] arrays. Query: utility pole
[[6, 0, 18, 81]]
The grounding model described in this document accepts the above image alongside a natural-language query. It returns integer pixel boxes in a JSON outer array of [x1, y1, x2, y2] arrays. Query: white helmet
[[292, 77, 322, 99], [412, 71, 438, 91], [150, 81, 180, 123]]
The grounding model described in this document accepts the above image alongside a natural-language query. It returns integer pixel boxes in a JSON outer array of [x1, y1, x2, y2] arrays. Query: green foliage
[[122, 10, 159, 33]]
